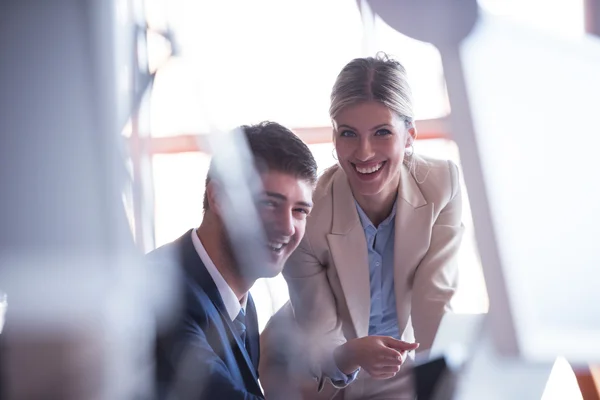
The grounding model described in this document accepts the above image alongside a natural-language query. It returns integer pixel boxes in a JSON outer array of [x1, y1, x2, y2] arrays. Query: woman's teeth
[[355, 162, 384, 174]]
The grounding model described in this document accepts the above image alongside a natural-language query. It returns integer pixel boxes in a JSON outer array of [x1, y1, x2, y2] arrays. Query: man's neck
[[196, 223, 253, 301]]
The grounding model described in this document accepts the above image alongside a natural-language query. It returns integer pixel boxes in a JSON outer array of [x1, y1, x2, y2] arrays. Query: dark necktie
[[233, 308, 246, 346]]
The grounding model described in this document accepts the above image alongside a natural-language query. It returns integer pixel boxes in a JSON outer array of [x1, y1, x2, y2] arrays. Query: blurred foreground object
[[0, 1, 174, 399], [0, 293, 6, 334]]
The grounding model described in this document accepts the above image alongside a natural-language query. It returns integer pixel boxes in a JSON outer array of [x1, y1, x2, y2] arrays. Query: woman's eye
[[375, 129, 392, 136], [339, 130, 356, 138]]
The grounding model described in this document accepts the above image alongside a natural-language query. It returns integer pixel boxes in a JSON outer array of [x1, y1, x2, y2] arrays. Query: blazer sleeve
[[282, 234, 350, 392], [284, 234, 341, 340], [161, 320, 264, 400], [411, 160, 464, 351]]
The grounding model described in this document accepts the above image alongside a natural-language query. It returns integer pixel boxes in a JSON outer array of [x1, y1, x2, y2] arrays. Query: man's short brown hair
[[203, 121, 317, 212]]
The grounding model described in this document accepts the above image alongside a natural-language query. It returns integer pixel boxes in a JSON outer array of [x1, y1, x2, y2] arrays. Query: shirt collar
[[190, 229, 247, 321], [355, 200, 398, 230]]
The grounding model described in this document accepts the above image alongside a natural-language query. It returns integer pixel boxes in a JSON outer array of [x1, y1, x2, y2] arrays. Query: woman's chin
[[347, 171, 400, 201], [349, 179, 385, 197]]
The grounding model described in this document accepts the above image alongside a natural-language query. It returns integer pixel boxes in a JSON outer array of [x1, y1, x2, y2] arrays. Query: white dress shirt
[[191, 229, 247, 321]]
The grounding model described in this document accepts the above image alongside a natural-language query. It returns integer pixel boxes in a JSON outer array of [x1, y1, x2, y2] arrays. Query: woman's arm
[[411, 160, 464, 351], [283, 232, 419, 388], [283, 233, 349, 390]]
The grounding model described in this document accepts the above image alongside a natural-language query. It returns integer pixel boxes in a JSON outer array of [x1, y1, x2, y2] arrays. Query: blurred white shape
[[153, 152, 209, 247], [0, 292, 6, 334], [541, 357, 583, 400], [146, 30, 173, 74], [461, 11, 600, 363], [251, 274, 291, 333]]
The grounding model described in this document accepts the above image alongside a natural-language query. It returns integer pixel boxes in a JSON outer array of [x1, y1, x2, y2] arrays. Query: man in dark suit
[[149, 121, 317, 399]]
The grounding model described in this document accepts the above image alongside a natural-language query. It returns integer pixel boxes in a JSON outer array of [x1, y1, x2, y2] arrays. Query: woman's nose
[[355, 137, 375, 161]]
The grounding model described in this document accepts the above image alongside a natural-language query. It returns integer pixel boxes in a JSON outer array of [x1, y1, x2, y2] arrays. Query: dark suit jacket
[[149, 230, 264, 400]]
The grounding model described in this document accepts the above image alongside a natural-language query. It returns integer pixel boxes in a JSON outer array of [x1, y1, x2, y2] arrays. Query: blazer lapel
[[178, 231, 261, 388], [393, 161, 434, 333], [327, 171, 371, 338]]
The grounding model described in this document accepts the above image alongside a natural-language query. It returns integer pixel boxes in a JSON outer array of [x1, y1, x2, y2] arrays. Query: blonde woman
[[260, 53, 464, 399]]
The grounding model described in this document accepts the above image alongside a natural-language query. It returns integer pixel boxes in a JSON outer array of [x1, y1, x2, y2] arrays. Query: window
[[150, 137, 489, 332]]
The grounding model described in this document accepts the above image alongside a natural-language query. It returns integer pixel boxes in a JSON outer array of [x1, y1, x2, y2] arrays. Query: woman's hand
[[334, 336, 419, 380]]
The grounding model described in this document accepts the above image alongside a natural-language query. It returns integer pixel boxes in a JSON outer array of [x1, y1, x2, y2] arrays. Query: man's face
[[253, 170, 313, 278]]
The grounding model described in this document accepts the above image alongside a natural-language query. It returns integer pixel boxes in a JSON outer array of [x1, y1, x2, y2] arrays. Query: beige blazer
[[260, 155, 464, 399]]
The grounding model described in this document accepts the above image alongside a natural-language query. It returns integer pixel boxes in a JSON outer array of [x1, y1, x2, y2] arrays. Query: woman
[[260, 53, 463, 399]]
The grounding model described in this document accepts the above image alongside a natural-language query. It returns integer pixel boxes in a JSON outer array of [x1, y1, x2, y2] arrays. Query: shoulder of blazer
[[313, 164, 339, 201], [304, 165, 340, 221], [409, 155, 459, 209]]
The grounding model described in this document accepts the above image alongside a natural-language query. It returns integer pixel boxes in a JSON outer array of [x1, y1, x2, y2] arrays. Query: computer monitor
[[460, 11, 600, 364]]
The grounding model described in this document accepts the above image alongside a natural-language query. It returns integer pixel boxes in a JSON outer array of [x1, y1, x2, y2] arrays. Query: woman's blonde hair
[[329, 52, 414, 126]]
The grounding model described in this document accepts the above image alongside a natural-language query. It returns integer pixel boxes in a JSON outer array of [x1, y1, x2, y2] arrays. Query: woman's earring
[[332, 148, 338, 160], [405, 143, 414, 157]]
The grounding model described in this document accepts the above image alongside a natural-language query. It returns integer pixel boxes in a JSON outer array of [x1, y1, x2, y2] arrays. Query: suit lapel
[[178, 230, 261, 389], [393, 161, 434, 333], [327, 171, 371, 338]]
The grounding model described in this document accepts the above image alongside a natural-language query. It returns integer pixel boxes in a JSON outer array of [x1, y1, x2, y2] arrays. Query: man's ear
[[205, 180, 223, 217]]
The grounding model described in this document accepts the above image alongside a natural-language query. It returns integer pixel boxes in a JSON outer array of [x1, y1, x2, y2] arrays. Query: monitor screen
[[461, 11, 600, 363]]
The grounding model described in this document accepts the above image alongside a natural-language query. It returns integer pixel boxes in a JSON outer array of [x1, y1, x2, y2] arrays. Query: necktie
[[233, 308, 246, 346]]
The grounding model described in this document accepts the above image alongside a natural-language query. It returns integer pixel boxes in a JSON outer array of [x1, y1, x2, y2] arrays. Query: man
[[149, 121, 317, 399]]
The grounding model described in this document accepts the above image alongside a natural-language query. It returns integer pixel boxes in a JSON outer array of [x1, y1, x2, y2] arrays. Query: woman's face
[[333, 101, 414, 201]]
